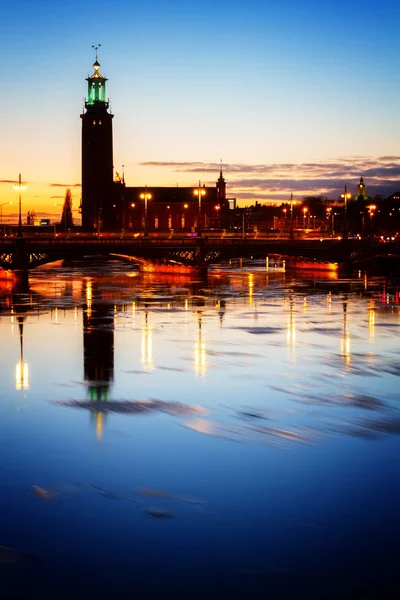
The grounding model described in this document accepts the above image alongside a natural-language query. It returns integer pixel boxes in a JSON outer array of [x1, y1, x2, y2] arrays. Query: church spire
[[216, 160, 226, 201]]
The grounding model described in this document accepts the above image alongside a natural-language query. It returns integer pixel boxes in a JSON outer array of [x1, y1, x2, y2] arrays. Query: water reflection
[[141, 308, 154, 371], [0, 262, 399, 597], [340, 299, 351, 368]]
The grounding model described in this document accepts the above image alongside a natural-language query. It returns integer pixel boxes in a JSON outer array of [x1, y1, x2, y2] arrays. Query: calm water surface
[[0, 260, 399, 598]]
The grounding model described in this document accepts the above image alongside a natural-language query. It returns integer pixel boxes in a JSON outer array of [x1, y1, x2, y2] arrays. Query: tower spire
[[216, 160, 226, 202], [92, 43, 101, 62]]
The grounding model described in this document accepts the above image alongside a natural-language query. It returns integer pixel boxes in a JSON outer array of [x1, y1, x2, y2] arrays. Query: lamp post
[[0, 201, 12, 234], [214, 204, 221, 227], [326, 207, 332, 235], [140, 186, 152, 236], [367, 204, 376, 235], [14, 174, 26, 237], [289, 192, 294, 240], [340, 185, 352, 237], [303, 206, 308, 230], [193, 181, 206, 235]]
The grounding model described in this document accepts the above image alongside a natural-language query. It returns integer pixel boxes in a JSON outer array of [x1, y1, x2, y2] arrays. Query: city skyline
[[1, 0, 399, 220]]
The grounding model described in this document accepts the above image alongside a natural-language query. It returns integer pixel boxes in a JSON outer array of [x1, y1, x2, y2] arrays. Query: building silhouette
[[80, 53, 229, 231], [80, 53, 115, 231]]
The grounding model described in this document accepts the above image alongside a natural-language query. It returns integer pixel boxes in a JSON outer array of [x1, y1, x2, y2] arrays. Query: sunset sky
[[1, 0, 399, 221]]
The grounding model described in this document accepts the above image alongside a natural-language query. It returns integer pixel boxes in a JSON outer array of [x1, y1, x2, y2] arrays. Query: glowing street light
[[340, 185, 352, 236], [289, 192, 294, 239], [13, 174, 26, 237], [303, 206, 308, 229], [367, 204, 376, 231], [140, 186, 152, 236], [193, 181, 206, 234]]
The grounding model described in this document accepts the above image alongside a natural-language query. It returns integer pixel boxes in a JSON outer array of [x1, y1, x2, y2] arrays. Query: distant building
[[355, 177, 368, 201], [80, 54, 229, 231]]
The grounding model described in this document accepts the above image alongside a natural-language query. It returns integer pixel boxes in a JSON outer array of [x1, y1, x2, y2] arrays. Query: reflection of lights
[[368, 301, 375, 340], [96, 412, 103, 442], [340, 335, 351, 366], [86, 280, 92, 318], [303, 297, 307, 312], [327, 291, 332, 313], [184, 299, 188, 311], [287, 303, 296, 348], [141, 312, 153, 371], [15, 361, 29, 391], [194, 312, 206, 376], [248, 273, 254, 306], [16, 318, 29, 390]]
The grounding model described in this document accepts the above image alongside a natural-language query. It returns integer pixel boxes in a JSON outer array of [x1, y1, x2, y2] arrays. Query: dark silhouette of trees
[[61, 189, 74, 231]]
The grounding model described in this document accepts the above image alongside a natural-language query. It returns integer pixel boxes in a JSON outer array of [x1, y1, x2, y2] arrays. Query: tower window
[[99, 120, 102, 126], [92, 119, 96, 126]]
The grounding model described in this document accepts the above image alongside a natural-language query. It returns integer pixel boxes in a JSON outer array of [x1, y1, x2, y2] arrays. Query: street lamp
[[140, 186, 152, 236], [326, 207, 332, 235], [303, 206, 308, 229], [367, 204, 376, 234], [340, 185, 352, 236], [0, 201, 12, 233], [13, 174, 26, 237], [193, 181, 206, 234], [289, 192, 294, 240], [214, 204, 221, 227]]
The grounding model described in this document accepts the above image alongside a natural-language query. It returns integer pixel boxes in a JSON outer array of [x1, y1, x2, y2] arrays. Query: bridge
[[0, 233, 397, 272]]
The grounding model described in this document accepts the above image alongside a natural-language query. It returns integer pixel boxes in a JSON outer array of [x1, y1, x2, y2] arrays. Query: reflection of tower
[[83, 280, 114, 441], [81, 48, 114, 231], [83, 280, 114, 397], [15, 316, 29, 391], [141, 308, 154, 371]]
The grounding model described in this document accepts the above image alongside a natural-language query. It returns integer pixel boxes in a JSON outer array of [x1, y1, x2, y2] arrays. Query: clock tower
[[80, 48, 114, 231]]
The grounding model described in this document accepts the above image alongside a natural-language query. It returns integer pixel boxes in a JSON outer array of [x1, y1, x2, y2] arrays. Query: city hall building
[[81, 55, 230, 232]]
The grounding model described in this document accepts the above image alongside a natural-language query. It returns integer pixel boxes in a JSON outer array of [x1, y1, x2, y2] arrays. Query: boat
[[0, 268, 15, 280], [138, 260, 207, 277], [283, 257, 340, 272]]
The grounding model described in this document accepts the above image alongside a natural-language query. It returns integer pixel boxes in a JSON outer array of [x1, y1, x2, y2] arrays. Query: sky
[[1, 0, 400, 221]]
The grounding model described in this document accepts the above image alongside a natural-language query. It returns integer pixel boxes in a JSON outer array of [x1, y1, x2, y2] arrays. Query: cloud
[[49, 183, 81, 188], [377, 156, 400, 162], [138, 156, 400, 202]]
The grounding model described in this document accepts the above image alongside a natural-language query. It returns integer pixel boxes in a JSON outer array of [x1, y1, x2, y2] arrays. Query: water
[[0, 260, 399, 598]]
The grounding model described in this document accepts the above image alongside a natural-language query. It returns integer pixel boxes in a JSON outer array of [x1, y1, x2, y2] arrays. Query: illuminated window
[[99, 120, 102, 126], [168, 216, 172, 228], [181, 216, 185, 228], [154, 217, 159, 229], [92, 119, 96, 126]]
